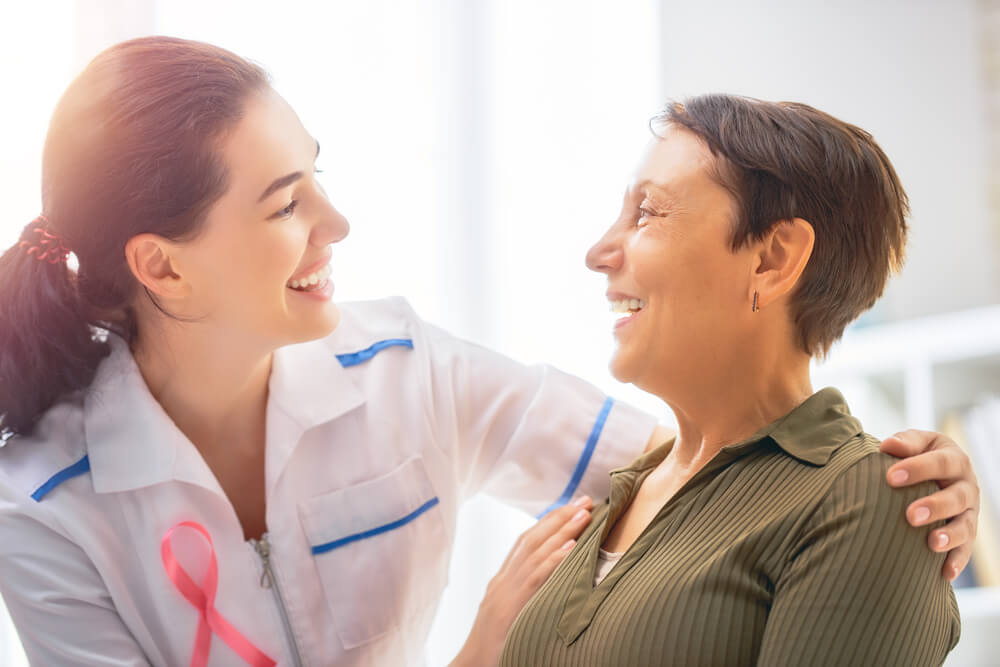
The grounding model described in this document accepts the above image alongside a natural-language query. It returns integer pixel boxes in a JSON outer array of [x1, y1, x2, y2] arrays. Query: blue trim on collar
[[537, 396, 615, 518], [31, 455, 91, 502], [336, 338, 414, 368], [311, 496, 440, 555]]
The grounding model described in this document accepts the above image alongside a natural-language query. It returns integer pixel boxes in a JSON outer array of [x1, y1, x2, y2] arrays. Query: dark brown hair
[[655, 94, 908, 357], [0, 36, 269, 440]]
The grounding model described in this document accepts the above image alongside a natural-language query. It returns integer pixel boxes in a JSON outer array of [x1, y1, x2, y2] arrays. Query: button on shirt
[[501, 388, 961, 667], [0, 297, 657, 666]]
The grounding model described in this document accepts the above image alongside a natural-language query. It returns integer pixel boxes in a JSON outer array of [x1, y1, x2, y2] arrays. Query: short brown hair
[[655, 94, 908, 357]]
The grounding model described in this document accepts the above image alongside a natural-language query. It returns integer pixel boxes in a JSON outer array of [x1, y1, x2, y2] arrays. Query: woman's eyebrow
[[257, 140, 321, 203], [635, 179, 675, 199]]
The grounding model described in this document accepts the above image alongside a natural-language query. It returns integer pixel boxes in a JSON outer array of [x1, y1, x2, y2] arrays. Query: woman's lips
[[614, 308, 640, 330], [288, 250, 333, 284], [288, 277, 334, 301]]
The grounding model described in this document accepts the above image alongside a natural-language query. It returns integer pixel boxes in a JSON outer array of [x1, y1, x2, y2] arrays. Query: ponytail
[[0, 218, 110, 440], [0, 36, 269, 442]]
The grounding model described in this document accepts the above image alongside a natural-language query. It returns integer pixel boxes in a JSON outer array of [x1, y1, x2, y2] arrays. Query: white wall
[[658, 0, 998, 323]]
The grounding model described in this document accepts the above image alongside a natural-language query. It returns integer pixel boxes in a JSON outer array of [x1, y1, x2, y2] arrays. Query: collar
[[760, 387, 862, 465], [557, 388, 862, 644], [85, 334, 365, 495], [612, 387, 862, 477]]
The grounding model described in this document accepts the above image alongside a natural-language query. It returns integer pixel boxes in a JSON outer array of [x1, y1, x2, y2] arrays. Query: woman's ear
[[124, 234, 189, 299], [750, 218, 815, 310]]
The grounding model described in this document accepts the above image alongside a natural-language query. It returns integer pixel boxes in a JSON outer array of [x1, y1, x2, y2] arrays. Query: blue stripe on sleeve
[[336, 338, 414, 368], [31, 455, 91, 502], [537, 396, 615, 519], [311, 496, 440, 555]]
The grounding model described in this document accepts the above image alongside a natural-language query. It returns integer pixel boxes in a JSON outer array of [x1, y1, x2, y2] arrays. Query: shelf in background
[[813, 304, 1000, 430]]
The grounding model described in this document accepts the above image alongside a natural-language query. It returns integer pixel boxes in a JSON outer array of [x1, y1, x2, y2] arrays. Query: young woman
[[0, 38, 979, 667]]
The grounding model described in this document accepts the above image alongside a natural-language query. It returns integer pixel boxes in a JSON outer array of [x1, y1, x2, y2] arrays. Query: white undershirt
[[594, 548, 625, 586]]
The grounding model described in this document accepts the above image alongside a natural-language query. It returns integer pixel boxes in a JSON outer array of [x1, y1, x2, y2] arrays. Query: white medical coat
[[0, 297, 656, 666]]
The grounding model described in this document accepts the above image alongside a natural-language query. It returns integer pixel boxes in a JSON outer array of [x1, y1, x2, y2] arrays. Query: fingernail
[[936, 533, 949, 549], [572, 495, 591, 507], [950, 566, 960, 581], [572, 509, 588, 522], [889, 469, 909, 485], [561, 539, 576, 551], [913, 507, 931, 525]]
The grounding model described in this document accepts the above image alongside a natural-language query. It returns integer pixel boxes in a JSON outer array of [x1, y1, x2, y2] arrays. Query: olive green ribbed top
[[500, 388, 960, 667]]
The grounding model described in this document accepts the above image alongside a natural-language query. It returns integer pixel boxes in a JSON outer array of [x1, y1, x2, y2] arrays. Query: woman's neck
[[661, 343, 814, 470], [131, 322, 274, 457]]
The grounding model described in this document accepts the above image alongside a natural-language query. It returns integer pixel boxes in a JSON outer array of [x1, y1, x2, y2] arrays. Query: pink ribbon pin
[[161, 521, 276, 667]]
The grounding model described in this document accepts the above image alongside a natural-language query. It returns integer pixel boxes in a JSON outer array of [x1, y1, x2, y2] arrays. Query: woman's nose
[[309, 210, 349, 249], [312, 193, 350, 246], [585, 227, 623, 273]]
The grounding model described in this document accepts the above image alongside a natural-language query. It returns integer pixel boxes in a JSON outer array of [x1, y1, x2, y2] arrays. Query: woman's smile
[[613, 310, 641, 331], [286, 260, 335, 302], [288, 274, 335, 301], [608, 294, 646, 332]]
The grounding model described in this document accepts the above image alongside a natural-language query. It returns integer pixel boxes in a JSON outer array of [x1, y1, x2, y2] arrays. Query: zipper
[[250, 533, 306, 667]]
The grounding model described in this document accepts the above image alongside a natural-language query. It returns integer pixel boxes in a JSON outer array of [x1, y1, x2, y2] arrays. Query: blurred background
[[0, 0, 997, 664]]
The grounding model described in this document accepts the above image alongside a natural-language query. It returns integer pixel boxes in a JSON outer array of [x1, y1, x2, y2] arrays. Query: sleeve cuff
[[538, 397, 658, 517]]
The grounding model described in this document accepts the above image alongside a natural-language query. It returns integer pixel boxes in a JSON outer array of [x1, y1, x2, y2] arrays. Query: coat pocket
[[298, 455, 449, 649]]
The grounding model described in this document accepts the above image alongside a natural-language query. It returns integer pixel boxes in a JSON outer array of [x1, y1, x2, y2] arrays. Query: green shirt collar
[[613, 387, 863, 473], [557, 388, 864, 645]]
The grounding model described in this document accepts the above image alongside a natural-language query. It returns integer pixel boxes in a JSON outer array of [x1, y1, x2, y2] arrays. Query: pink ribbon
[[161, 522, 276, 667]]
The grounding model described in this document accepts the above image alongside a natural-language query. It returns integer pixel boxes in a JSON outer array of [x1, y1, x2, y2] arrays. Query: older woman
[[500, 95, 961, 666]]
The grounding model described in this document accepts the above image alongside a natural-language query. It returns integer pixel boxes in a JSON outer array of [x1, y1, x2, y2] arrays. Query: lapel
[[263, 336, 366, 495], [85, 334, 366, 498]]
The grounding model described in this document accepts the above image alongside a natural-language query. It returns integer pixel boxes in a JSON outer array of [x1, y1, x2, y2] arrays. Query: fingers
[[880, 429, 941, 458], [520, 500, 595, 595], [513, 498, 593, 587], [905, 481, 978, 526], [519, 505, 592, 579], [914, 502, 978, 581], [506, 497, 593, 562], [500, 497, 593, 573], [524, 537, 576, 591], [942, 544, 973, 582], [886, 446, 971, 488], [535, 496, 594, 538], [534, 506, 592, 560], [925, 507, 976, 554]]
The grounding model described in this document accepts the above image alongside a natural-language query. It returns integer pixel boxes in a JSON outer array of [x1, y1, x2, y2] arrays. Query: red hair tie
[[18, 215, 71, 265]]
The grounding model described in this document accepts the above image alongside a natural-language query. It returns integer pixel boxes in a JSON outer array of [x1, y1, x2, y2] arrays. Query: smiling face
[[586, 125, 756, 399], [163, 88, 349, 348]]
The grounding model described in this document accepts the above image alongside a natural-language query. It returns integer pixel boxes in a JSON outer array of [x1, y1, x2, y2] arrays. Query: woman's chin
[[608, 351, 638, 385], [287, 303, 341, 345]]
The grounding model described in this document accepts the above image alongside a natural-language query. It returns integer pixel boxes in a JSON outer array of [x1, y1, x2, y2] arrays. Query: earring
[[752, 291, 759, 313]]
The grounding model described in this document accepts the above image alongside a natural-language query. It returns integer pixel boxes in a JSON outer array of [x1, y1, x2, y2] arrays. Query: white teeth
[[287, 264, 332, 290], [609, 298, 645, 313]]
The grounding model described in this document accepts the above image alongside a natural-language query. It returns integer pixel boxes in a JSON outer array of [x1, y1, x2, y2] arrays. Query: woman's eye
[[637, 208, 654, 226], [275, 200, 299, 218]]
